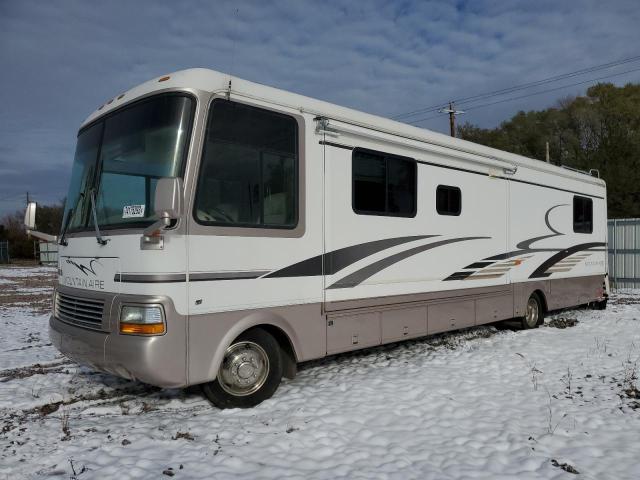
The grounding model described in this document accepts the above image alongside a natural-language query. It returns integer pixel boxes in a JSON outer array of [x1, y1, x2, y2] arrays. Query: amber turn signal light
[[120, 323, 165, 335]]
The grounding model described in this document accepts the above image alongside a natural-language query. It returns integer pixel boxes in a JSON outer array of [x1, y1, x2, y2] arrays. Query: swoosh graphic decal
[[544, 204, 567, 235], [190, 271, 269, 281], [464, 261, 495, 269], [484, 204, 569, 261], [446, 204, 603, 281], [328, 236, 490, 289], [486, 235, 560, 261], [66, 258, 100, 276], [529, 242, 606, 278], [445, 255, 533, 281], [444, 270, 476, 281], [263, 235, 438, 278]]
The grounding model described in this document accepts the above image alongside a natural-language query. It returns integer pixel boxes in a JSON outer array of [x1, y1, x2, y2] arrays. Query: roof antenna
[[226, 78, 232, 100]]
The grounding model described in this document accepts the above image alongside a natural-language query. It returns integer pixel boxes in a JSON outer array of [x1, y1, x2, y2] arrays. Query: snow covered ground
[[1, 265, 639, 479]]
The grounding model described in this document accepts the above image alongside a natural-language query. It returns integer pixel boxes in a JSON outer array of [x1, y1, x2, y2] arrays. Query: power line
[[393, 54, 640, 120], [463, 66, 640, 112], [406, 112, 442, 124], [396, 54, 640, 119], [456, 55, 640, 106], [408, 65, 640, 125]]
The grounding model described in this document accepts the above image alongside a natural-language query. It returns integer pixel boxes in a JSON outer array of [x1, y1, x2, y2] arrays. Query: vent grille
[[55, 293, 105, 330]]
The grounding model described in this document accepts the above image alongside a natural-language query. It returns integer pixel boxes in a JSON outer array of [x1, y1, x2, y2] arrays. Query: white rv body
[[49, 69, 607, 397]]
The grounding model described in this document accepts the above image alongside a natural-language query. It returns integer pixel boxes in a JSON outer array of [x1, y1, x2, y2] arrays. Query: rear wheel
[[202, 328, 283, 409], [591, 299, 607, 310], [521, 294, 544, 329]]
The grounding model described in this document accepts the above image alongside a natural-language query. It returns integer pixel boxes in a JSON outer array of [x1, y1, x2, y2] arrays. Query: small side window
[[573, 196, 593, 233], [436, 185, 461, 216]]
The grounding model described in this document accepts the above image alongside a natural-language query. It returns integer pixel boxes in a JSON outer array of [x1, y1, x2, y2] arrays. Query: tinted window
[[573, 196, 593, 233], [353, 151, 386, 213], [352, 149, 416, 217], [436, 185, 461, 216], [194, 100, 298, 228]]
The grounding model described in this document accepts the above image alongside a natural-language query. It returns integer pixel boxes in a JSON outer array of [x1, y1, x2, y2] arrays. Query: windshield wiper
[[58, 191, 85, 246], [89, 188, 109, 245], [58, 210, 72, 246]]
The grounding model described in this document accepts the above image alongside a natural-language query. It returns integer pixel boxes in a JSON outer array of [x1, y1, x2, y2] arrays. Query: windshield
[[63, 94, 194, 232]]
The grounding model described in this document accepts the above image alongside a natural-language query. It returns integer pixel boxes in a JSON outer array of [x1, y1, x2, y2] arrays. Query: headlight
[[119, 305, 165, 335]]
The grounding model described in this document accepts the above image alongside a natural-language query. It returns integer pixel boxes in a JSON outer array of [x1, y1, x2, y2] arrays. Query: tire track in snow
[[0, 359, 73, 383]]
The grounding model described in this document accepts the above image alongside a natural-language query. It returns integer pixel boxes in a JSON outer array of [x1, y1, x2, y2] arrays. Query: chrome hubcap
[[525, 298, 539, 327], [219, 341, 269, 396]]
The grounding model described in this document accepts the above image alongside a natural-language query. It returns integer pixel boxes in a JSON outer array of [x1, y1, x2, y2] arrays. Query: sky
[[1, 0, 639, 217]]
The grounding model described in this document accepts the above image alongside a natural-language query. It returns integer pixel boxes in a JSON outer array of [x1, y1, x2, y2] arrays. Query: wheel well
[[532, 289, 548, 314], [250, 324, 298, 380]]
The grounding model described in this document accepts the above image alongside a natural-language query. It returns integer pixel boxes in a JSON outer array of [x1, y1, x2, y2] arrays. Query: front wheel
[[521, 294, 544, 329], [202, 328, 283, 409]]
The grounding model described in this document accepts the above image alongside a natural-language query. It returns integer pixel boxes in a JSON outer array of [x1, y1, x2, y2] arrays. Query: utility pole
[[439, 102, 465, 138]]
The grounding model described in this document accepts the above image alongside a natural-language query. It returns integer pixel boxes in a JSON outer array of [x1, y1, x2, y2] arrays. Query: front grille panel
[[55, 293, 105, 330]]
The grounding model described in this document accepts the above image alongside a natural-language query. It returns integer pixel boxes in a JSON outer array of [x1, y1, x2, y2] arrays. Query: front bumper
[[49, 286, 187, 388]]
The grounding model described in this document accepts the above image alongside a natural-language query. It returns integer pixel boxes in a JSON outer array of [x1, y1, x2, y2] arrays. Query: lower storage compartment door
[[327, 312, 381, 354], [381, 307, 427, 342], [475, 293, 513, 324], [428, 300, 475, 334]]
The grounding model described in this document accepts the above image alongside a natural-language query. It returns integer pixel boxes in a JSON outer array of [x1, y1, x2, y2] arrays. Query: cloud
[[0, 0, 639, 216]]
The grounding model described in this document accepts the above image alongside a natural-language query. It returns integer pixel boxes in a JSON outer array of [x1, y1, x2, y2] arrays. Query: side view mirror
[[141, 177, 183, 249], [154, 177, 183, 220], [24, 201, 37, 230], [23, 201, 57, 242]]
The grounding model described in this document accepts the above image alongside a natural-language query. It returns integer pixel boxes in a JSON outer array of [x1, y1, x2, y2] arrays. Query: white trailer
[[25, 69, 608, 408]]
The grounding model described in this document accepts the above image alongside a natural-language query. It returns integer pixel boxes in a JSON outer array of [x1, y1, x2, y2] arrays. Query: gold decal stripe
[[465, 273, 506, 280]]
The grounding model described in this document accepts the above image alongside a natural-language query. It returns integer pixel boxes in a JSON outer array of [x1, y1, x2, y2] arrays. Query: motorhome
[[24, 69, 608, 408]]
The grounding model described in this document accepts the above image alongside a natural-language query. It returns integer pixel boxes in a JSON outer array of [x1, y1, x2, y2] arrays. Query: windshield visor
[[64, 94, 195, 232]]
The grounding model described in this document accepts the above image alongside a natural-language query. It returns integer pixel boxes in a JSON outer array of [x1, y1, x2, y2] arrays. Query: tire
[[594, 299, 607, 310], [202, 328, 283, 409], [521, 293, 544, 329]]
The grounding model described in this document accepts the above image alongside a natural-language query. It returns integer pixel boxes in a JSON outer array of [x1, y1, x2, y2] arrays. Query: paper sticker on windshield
[[122, 205, 145, 218]]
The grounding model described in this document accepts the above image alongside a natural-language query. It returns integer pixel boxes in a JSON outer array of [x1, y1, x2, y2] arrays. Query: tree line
[[457, 82, 640, 218]]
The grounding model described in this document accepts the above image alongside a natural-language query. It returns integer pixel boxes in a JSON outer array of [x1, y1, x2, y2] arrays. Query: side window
[[436, 185, 461, 216], [352, 149, 416, 217], [573, 196, 593, 233], [194, 99, 298, 228]]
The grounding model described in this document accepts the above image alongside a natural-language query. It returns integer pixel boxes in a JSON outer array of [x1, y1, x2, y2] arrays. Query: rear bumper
[[49, 286, 187, 388]]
